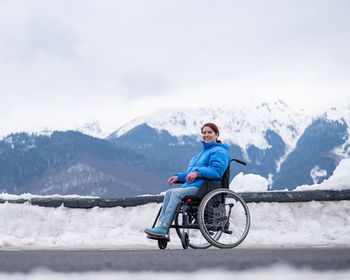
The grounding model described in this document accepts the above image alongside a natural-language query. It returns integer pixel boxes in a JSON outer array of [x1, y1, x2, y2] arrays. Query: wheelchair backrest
[[221, 162, 231, 189], [221, 158, 246, 188]]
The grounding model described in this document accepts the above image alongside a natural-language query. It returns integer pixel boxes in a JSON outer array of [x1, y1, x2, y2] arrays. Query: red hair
[[201, 123, 222, 143]]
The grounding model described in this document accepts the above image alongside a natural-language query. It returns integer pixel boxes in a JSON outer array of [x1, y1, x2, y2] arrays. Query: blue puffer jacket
[[175, 141, 231, 188]]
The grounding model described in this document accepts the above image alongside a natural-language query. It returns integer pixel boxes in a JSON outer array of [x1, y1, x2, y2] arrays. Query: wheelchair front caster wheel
[[158, 239, 168, 249], [181, 232, 189, 249]]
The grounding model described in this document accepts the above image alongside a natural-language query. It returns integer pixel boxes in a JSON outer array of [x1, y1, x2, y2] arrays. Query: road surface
[[1, 248, 349, 273]]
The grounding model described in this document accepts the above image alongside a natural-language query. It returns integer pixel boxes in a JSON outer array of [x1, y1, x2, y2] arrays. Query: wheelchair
[[147, 158, 251, 249]]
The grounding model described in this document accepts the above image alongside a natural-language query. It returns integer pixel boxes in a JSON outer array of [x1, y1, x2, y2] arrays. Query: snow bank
[[295, 158, 350, 191], [1, 265, 350, 280], [0, 200, 349, 249], [0, 158, 349, 250], [245, 201, 350, 248], [230, 172, 269, 192], [0, 202, 157, 249], [0, 193, 97, 200]]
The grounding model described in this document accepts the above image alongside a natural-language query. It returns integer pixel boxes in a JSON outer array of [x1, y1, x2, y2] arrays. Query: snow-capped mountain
[[110, 100, 311, 159], [111, 101, 350, 156], [109, 100, 350, 191], [0, 121, 113, 142], [1, 100, 349, 196], [75, 120, 117, 139], [320, 105, 350, 159], [113, 100, 307, 148]]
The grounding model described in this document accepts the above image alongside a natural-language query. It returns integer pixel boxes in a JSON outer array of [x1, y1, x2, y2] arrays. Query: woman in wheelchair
[[144, 123, 230, 237]]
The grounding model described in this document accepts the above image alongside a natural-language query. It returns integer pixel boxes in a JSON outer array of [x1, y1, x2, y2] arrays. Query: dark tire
[[158, 239, 167, 249], [198, 188, 250, 249], [181, 232, 189, 249]]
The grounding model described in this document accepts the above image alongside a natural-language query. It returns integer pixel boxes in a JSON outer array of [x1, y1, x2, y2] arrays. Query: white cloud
[[0, 0, 349, 136]]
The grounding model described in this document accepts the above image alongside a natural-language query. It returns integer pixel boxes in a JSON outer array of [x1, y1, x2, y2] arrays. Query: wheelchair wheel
[[181, 232, 189, 249], [158, 239, 168, 249], [174, 209, 221, 249], [198, 188, 250, 249]]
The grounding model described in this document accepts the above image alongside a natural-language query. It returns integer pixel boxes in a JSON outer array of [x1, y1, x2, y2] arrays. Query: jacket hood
[[201, 141, 230, 151]]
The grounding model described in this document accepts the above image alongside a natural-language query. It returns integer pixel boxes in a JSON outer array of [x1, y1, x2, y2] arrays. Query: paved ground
[[1, 248, 349, 273]]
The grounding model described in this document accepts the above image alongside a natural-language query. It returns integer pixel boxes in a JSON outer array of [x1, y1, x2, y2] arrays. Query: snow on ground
[[1, 265, 350, 280], [0, 193, 97, 200], [0, 199, 349, 250], [0, 157, 349, 250]]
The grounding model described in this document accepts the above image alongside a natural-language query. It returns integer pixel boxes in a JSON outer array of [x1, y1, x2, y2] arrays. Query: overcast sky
[[0, 0, 349, 136]]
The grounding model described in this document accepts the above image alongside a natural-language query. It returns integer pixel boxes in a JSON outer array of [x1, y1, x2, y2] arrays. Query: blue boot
[[144, 225, 168, 236]]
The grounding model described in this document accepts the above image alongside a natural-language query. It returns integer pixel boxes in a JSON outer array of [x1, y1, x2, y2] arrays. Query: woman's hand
[[186, 171, 199, 183], [168, 175, 179, 186]]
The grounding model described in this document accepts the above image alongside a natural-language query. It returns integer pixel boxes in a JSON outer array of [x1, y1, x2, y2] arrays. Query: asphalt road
[[1, 248, 349, 273]]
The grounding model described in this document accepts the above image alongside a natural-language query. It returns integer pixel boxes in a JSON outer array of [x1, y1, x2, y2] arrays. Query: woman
[[144, 123, 231, 236]]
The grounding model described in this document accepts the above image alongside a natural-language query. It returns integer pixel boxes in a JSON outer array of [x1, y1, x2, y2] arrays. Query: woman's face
[[201, 126, 218, 143]]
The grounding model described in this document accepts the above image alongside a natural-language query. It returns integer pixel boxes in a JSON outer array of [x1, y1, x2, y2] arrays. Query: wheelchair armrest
[[174, 177, 222, 184], [205, 177, 223, 181], [174, 180, 185, 184]]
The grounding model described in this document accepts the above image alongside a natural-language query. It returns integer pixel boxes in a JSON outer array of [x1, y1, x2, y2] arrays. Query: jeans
[[158, 186, 199, 225]]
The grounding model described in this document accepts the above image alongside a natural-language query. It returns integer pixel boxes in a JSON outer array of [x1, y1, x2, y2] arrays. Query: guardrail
[[1, 190, 350, 208]]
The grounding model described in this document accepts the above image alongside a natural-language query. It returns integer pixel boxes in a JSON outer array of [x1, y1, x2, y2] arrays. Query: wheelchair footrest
[[147, 234, 170, 242]]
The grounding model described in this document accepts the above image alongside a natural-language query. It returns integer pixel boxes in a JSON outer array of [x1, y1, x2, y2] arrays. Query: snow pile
[[1, 265, 350, 280], [245, 201, 350, 247], [0, 202, 156, 249], [295, 158, 350, 191], [0, 200, 349, 249], [229, 173, 269, 192], [0, 193, 97, 200]]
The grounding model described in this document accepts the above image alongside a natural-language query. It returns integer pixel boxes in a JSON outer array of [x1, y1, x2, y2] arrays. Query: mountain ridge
[[1, 101, 349, 196], [109, 100, 310, 151]]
